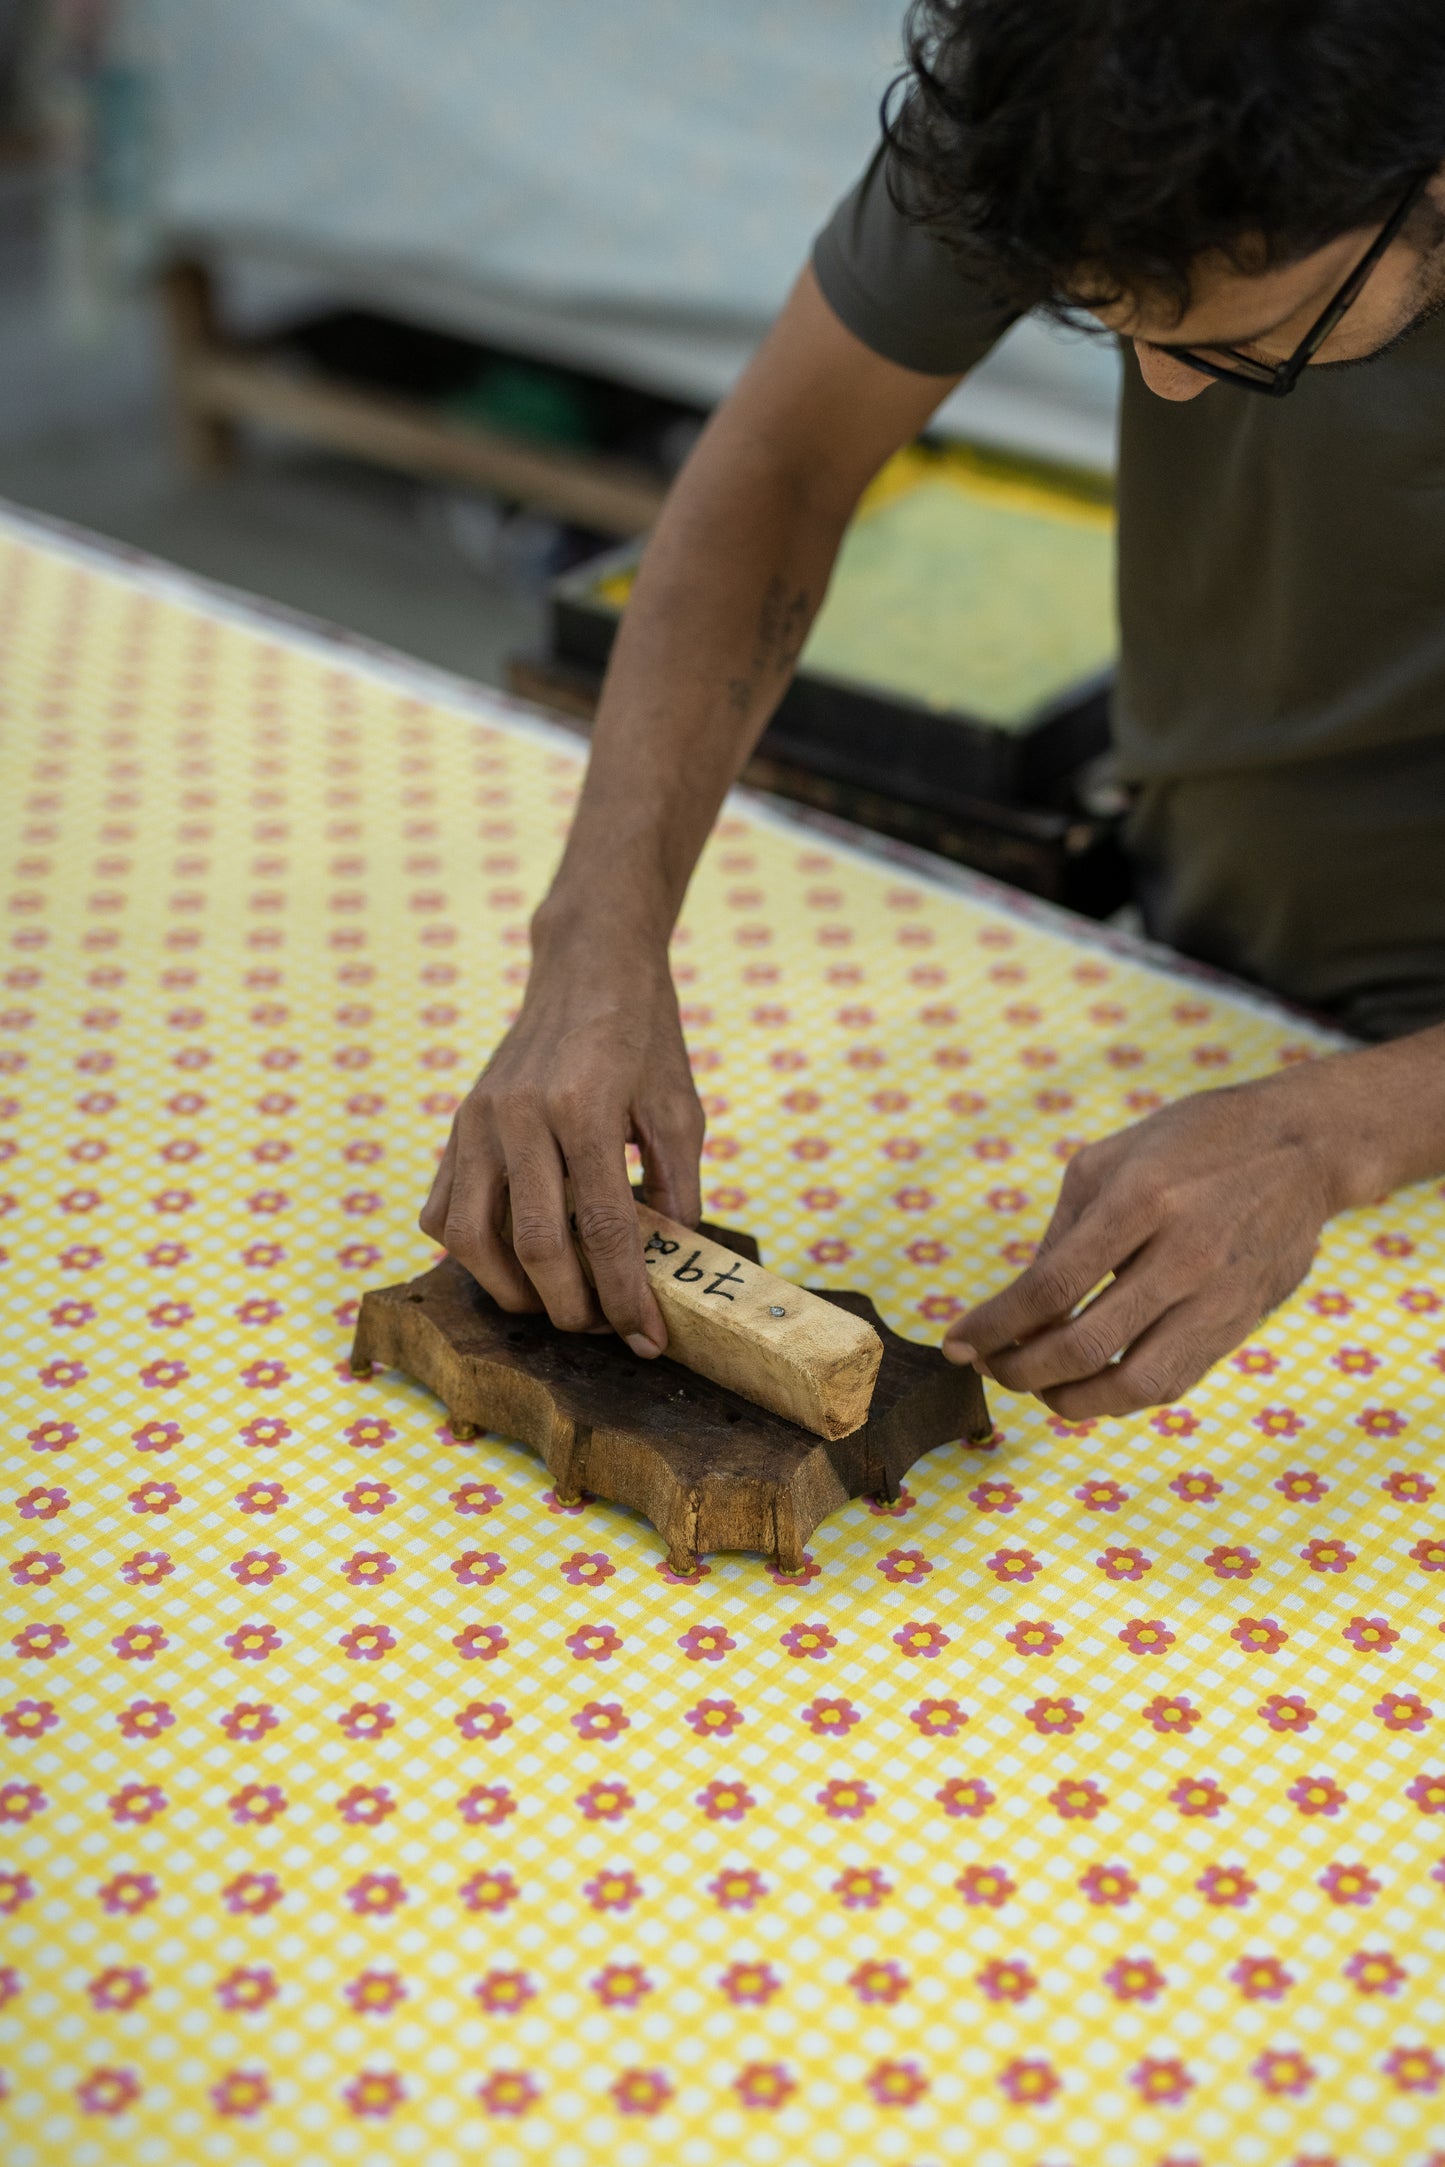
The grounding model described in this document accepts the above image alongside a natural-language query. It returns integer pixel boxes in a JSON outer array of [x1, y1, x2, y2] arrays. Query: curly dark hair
[[882, 0, 1445, 325]]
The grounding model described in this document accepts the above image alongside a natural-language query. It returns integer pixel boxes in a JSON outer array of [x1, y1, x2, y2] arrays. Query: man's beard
[[1312, 245, 1445, 371]]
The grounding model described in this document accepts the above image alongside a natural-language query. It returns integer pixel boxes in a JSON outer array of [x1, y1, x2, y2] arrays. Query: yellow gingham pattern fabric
[[1, 514, 1443, 2167]]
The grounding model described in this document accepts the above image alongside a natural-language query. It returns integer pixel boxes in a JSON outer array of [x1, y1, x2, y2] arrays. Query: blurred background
[[0, 0, 1130, 911]]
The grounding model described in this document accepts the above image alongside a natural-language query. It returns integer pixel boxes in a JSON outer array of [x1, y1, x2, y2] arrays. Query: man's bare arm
[[421, 266, 961, 1349]]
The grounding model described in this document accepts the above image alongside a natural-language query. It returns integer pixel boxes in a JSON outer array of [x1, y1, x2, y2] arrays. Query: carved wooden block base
[[350, 1226, 992, 1572]]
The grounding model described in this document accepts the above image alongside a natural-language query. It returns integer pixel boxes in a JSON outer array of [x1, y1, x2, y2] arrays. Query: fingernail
[[626, 1334, 663, 1359], [943, 1341, 976, 1365], [975, 1358, 995, 1380]]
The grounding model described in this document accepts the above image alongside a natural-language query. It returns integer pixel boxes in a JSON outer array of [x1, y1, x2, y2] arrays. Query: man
[[422, 0, 1445, 1418]]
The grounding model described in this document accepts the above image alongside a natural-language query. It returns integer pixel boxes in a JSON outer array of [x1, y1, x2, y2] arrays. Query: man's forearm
[[1301, 1020, 1445, 1207], [533, 420, 851, 963]]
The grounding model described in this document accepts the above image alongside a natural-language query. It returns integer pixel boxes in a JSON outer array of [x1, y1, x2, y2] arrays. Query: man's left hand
[[941, 1056, 1408, 1418]]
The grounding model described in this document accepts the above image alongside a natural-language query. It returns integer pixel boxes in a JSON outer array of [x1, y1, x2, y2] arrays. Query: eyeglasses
[[1151, 169, 1434, 397]]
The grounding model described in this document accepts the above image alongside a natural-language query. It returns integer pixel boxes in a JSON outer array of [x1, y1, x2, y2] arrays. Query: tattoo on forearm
[[728, 573, 811, 719]]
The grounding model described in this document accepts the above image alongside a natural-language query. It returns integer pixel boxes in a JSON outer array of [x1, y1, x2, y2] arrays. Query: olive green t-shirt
[[813, 148, 1445, 1039]]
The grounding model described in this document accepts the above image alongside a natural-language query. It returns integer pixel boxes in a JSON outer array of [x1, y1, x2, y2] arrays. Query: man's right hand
[[418, 940, 703, 1358]]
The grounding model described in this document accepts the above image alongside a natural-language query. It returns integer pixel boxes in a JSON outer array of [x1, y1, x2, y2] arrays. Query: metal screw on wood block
[[449, 1417, 481, 1441], [349, 1358, 374, 1378], [768, 1304, 786, 1317]]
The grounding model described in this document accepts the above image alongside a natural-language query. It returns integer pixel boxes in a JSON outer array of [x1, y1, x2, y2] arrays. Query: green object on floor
[[445, 361, 595, 448]]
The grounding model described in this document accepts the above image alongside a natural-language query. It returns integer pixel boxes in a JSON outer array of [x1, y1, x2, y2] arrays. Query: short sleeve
[[811, 143, 1024, 377]]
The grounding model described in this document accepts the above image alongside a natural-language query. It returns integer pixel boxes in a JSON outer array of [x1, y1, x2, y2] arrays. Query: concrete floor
[[0, 164, 547, 687]]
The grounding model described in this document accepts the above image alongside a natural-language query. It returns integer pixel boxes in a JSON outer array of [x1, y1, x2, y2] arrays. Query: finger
[[1038, 1296, 1233, 1419], [418, 1127, 458, 1245], [440, 1143, 543, 1315], [945, 1187, 1158, 1363], [982, 1240, 1186, 1395], [562, 1128, 668, 1355], [633, 1091, 705, 1228], [495, 1124, 604, 1333]]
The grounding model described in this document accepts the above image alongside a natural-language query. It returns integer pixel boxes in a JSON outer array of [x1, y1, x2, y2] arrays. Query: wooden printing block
[[349, 1222, 992, 1572]]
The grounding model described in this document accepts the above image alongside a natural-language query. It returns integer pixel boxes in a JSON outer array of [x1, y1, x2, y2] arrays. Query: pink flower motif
[[1406, 1771, 1445, 1813], [230, 1547, 286, 1587], [229, 1782, 286, 1826], [454, 1699, 511, 1741], [560, 1550, 614, 1586], [1356, 1405, 1407, 1437], [1231, 1615, 1288, 1653], [1290, 1774, 1349, 1816], [458, 1869, 519, 1914], [1230, 1953, 1294, 2001], [473, 1967, 537, 2013], [1332, 1342, 1380, 1371], [108, 1782, 167, 1825], [346, 1872, 408, 1918], [119, 1550, 174, 1588], [1205, 1544, 1261, 1579], [345, 1969, 408, 2015], [12, 1621, 69, 1659], [1375, 1692, 1432, 1732], [18, 1486, 71, 1520], [1169, 1468, 1221, 1501], [1301, 1537, 1356, 1573], [336, 1701, 395, 1740], [342, 1479, 395, 1514], [1382, 1467, 1435, 1503], [582, 1868, 642, 1913], [698, 1778, 757, 1822], [987, 1547, 1042, 1583], [816, 1776, 876, 1820], [566, 1622, 621, 1661], [720, 1959, 784, 2006], [77, 2066, 143, 2117], [576, 1779, 633, 1823], [239, 1360, 290, 1391], [1140, 1693, 1200, 1735], [216, 1965, 279, 2013], [1344, 1948, 1407, 1995], [343, 1417, 396, 1451], [710, 1865, 769, 1910], [1048, 1777, 1107, 1820], [3, 1697, 59, 1740], [342, 2069, 406, 2120], [1319, 1860, 1380, 1905], [1079, 1862, 1137, 1906], [877, 1546, 933, 1583], [1275, 1467, 1329, 1502], [235, 1480, 285, 1514], [1075, 1478, 1128, 1512], [1097, 1545, 1151, 1580], [892, 1619, 950, 1657], [477, 2069, 542, 2117], [1101, 1954, 1164, 2003], [222, 1871, 282, 1915], [956, 1861, 1015, 1907], [801, 1695, 861, 1736], [1382, 2045, 1444, 2094], [1253, 2049, 1315, 2097], [219, 1701, 279, 1743], [238, 1416, 292, 1449], [110, 1621, 170, 1662], [733, 2062, 796, 2110], [611, 2067, 674, 2117], [1170, 1775, 1227, 1818], [87, 1966, 150, 2012], [210, 2068, 273, 2120], [570, 1698, 630, 1741], [908, 1696, 966, 1736], [98, 1871, 159, 1915], [591, 1963, 653, 2008], [27, 1420, 79, 1453], [1258, 1693, 1316, 1734], [0, 1781, 46, 1823], [1410, 1536, 1445, 1572], [452, 1621, 506, 1661], [1130, 2056, 1196, 2106], [779, 1620, 837, 1658], [968, 1479, 1020, 1513], [997, 2056, 1060, 2106], [678, 1622, 737, 1661], [337, 1783, 396, 1827], [458, 1782, 517, 1828], [10, 1549, 63, 1587], [1005, 1617, 1063, 1657], [1343, 1618, 1403, 1663], [130, 1421, 180, 1454], [1254, 1405, 1305, 1437], [1025, 1695, 1085, 1736], [40, 1357, 89, 1389], [865, 2057, 929, 2108], [225, 1621, 282, 1661]]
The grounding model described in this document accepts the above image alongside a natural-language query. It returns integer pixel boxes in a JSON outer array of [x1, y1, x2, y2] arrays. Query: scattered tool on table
[[350, 1206, 991, 1572]]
